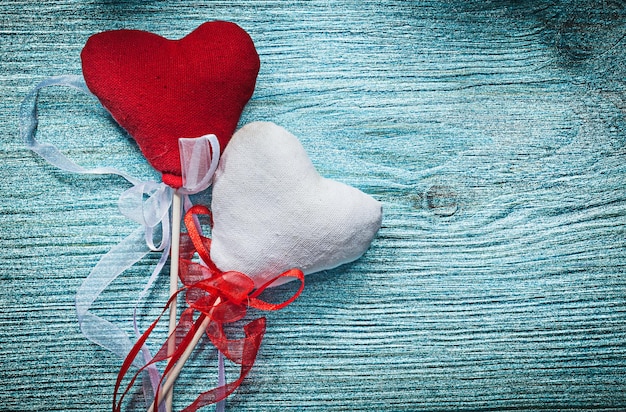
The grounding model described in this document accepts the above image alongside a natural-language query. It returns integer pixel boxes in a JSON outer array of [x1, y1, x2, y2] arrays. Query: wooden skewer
[[165, 191, 183, 412], [147, 305, 214, 412]]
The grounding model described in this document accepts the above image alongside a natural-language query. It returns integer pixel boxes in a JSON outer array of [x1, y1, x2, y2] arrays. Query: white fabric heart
[[210, 121, 382, 286]]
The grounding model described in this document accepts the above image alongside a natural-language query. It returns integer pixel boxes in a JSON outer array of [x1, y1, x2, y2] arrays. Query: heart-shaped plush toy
[[210, 122, 382, 287], [81, 21, 260, 188]]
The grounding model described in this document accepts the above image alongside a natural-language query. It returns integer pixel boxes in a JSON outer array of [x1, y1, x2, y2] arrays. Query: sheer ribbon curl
[[20, 75, 221, 407]]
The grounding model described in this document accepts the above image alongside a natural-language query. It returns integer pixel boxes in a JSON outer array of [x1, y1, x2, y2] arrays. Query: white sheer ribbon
[[20, 75, 221, 409]]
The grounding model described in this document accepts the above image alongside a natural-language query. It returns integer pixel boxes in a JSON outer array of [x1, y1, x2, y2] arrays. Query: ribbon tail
[[114, 295, 176, 412], [133, 211, 172, 398], [78, 312, 135, 360], [75, 226, 149, 359], [133, 262, 170, 407], [180, 318, 267, 412], [215, 351, 226, 412], [20, 74, 141, 185], [75, 225, 160, 408]]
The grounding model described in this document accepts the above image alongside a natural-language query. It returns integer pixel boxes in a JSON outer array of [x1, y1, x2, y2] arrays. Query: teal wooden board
[[1, 1, 625, 411]]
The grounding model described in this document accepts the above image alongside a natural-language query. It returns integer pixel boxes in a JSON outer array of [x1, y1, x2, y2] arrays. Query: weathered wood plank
[[1, 1, 625, 410]]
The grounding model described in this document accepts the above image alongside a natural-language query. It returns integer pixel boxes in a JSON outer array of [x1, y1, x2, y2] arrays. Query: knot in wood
[[425, 184, 458, 217]]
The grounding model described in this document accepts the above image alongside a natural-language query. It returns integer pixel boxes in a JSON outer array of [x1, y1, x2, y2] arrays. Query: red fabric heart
[[81, 21, 260, 188]]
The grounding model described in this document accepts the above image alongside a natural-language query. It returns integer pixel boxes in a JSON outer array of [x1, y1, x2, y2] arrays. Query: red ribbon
[[113, 205, 305, 412]]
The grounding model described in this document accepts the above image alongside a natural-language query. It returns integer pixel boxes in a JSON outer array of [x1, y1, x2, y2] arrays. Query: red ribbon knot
[[114, 205, 305, 412]]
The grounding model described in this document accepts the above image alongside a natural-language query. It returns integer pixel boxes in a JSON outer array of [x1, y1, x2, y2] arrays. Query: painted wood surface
[[1, 1, 625, 410]]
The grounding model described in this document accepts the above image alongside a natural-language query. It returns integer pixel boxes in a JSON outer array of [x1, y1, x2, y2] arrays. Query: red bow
[[114, 205, 305, 412]]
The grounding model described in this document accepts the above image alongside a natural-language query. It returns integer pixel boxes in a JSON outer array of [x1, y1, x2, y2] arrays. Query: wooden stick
[[147, 306, 214, 412], [165, 192, 183, 412]]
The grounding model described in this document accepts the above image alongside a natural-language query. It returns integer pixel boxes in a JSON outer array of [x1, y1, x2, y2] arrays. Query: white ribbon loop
[[20, 75, 141, 186], [119, 182, 173, 252], [179, 135, 221, 194]]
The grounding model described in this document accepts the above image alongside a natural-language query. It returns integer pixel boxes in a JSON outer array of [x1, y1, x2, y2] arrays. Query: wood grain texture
[[1, 1, 625, 410]]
